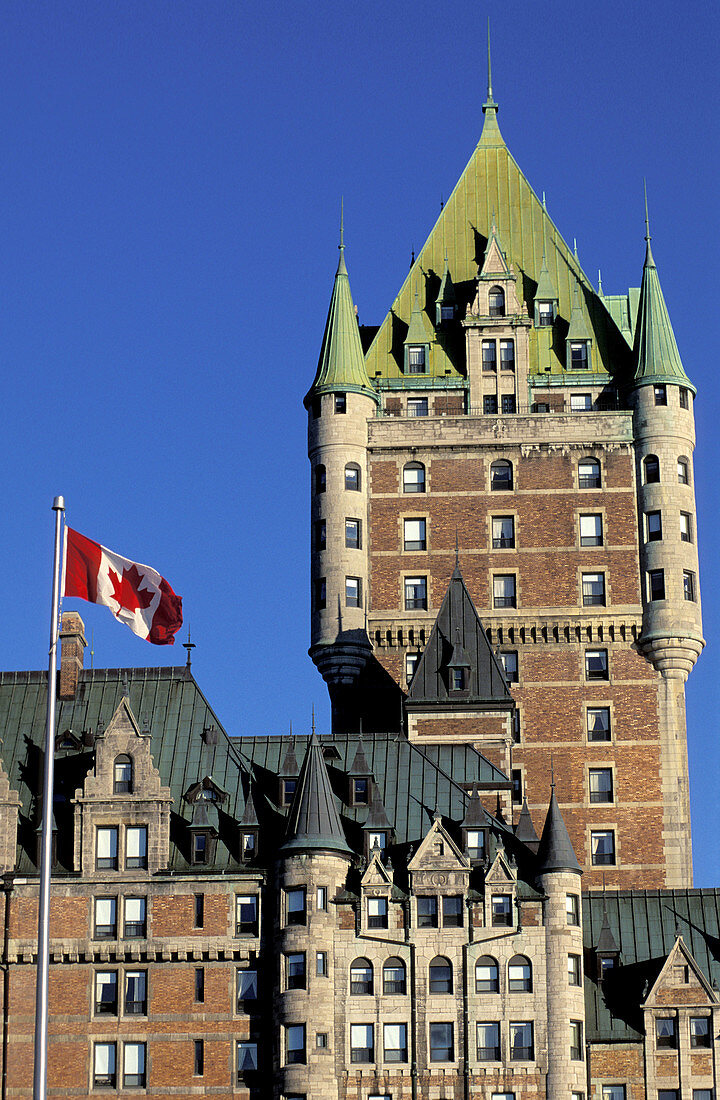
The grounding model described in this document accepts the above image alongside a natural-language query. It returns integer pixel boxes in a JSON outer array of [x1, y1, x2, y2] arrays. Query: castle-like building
[[0, 66, 714, 1100]]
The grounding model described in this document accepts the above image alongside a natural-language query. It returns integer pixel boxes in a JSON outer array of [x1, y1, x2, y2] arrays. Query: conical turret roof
[[404, 290, 435, 345], [534, 253, 558, 303], [597, 905, 620, 954], [515, 797, 540, 852], [567, 284, 593, 341], [536, 788, 581, 875], [461, 784, 487, 829], [280, 733, 352, 856], [633, 224, 694, 391]]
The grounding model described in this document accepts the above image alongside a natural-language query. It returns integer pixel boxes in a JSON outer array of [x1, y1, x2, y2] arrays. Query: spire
[[405, 287, 433, 344], [280, 733, 351, 856], [479, 19, 504, 148], [632, 188, 694, 391], [514, 797, 540, 853], [597, 902, 620, 954], [567, 284, 593, 341], [534, 251, 558, 305], [461, 784, 486, 828], [436, 254, 456, 309], [304, 208, 379, 407], [536, 788, 581, 875]]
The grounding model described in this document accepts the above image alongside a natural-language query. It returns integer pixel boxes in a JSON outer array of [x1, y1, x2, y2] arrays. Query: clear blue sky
[[1, 2, 718, 880]]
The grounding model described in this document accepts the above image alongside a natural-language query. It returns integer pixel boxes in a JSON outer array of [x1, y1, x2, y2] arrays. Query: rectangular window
[[237, 1040, 258, 1074], [510, 1021, 534, 1061], [491, 895, 513, 926], [368, 897, 388, 928], [124, 896, 146, 938], [287, 953, 306, 990], [316, 1032, 328, 1049], [316, 951, 328, 977], [335, 393, 346, 413], [566, 894, 580, 925], [580, 513, 603, 546], [125, 825, 148, 869], [579, 459, 601, 488], [236, 894, 259, 935], [96, 826, 118, 870], [482, 339, 497, 371], [500, 339, 515, 370], [286, 1024, 306, 1065], [95, 971, 118, 1015], [345, 518, 361, 549], [585, 649, 608, 680], [406, 652, 419, 683], [404, 576, 427, 610], [123, 1042, 146, 1088], [417, 895, 438, 928], [408, 346, 426, 373], [466, 829, 485, 861], [93, 1042, 117, 1088], [693, 1093, 713, 1100], [192, 893, 203, 929], [194, 967, 204, 1004], [125, 970, 146, 1015], [680, 512, 692, 542], [442, 895, 463, 927], [383, 1022, 408, 1063], [314, 578, 326, 611], [477, 1021, 500, 1060], [94, 897, 117, 940], [314, 519, 326, 551], [493, 574, 516, 608], [659, 1093, 679, 1100], [537, 301, 554, 325], [492, 515, 515, 549], [483, 394, 499, 414], [316, 886, 328, 910], [404, 518, 427, 551], [287, 887, 306, 926], [315, 464, 326, 493], [690, 1017, 711, 1048], [589, 768, 614, 803], [345, 576, 362, 607], [237, 968, 258, 1002], [570, 342, 589, 369], [582, 572, 606, 606], [603, 1088, 626, 1100], [408, 397, 428, 417], [194, 1039, 204, 1076], [570, 1020, 583, 1060], [679, 387, 690, 409], [501, 393, 517, 414], [648, 569, 666, 601], [429, 1022, 454, 1062], [350, 1023, 374, 1063], [345, 464, 360, 490], [656, 1017, 677, 1048], [511, 769, 522, 804], [678, 458, 690, 484], [684, 570, 697, 601], [570, 392, 592, 410], [311, 397, 321, 419], [591, 830, 616, 865], [568, 954, 582, 985], [646, 510, 662, 541], [654, 384, 667, 405], [500, 651, 518, 683], [587, 706, 611, 741]]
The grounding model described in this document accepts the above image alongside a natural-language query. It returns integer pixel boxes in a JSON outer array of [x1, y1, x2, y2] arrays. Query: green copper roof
[[534, 253, 558, 302], [404, 290, 435, 345], [437, 258, 456, 304], [305, 232, 378, 406], [567, 284, 593, 341], [633, 232, 694, 391]]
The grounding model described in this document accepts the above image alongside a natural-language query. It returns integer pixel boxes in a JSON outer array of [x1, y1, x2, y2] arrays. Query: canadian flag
[[63, 528, 183, 645]]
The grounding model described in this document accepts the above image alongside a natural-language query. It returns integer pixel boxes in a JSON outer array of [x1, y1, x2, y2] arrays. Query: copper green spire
[[479, 19, 504, 148], [304, 205, 379, 407], [633, 189, 694, 392], [404, 285, 435, 346], [567, 284, 593, 341]]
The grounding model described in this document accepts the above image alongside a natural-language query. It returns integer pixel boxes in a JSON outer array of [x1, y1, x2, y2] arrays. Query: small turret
[[280, 733, 351, 857]]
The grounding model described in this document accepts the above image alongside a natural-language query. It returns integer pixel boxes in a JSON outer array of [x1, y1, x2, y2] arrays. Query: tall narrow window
[[96, 826, 119, 870], [491, 460, 513, 491], [678, 458, 690, 484], [404, 518, 427, 551], [578, 458, 601, 488], [314, 578, 326, 611], [566, 894, 580, 926], [403, 461, 425, 493], [313, 519, 326, 551], [589, 768, 614, 803], [644, 455, 660, 483], [492, 515, 515, 548], [383, 957, 406, 994], [314, 464, 326, 494], [367, 897, 388, 929], [194, 967, 205, 1003], [350, 1024, 374, 1063], [570, 1021, 584, 1060], [508, 956, 532, 992], [587, 707, 611, 742], [429, 956, 453, 993], [501, 393, 517, 414], [475, 956, 499, 993], [646, 511, 662, 541], [345, 576, 362, 608], [404, 576, 427, 610], [591, 830, 616, 865], [125, 971, 147, 1015], [286, 888, 306, 926], [488, 286, 505, 316], [582, 572, 605, 606], [654, 384, 667, 405], [95, 971, 118, 1015], [383, 1023, 408, 1063], [408, 346, 427, 374], [680, 512, 692, 542], [477, 1021, 500, 1060], [429, 1022, 454, 1061], [493, 575, 516, 608], [417, 896, 438, 928], [500, 651, 518, 683], [568, 954, 582, 985], [500, 339, 515, 370], [684, 570, 697, 601], [123, 1043, 146, 1088], [287, 953, 307, 991], [491, 895, 512, 926], [286, 1025, 307, 1065], [580, 514, 603, 546], [679, 386, 690, 409], [482, 340, 497, 371], [237, 968, 258, 1002], [345, 463, 360, 491], [570, 342, 589, 369], [93, 1043, 117, 1088], [125, 896, 146, 938], [194, 894, 204, 929], [125, 826, 148, 869], [113, 755, 132, 794], [335, 393, 347, 413], [510, 1021, 534, 1060], [648, 570, 665, 601], [345, 519, 361, 549], [194, 1040, 204, 1076], [94, 897, 117, 939], [350, 958, 374, 995], [484, 395, 498, 414]]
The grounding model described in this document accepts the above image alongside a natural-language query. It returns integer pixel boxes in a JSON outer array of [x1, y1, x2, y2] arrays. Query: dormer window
[[192, 832, 209, 865], [113, 756, 133, 794], [407, 346, 427, 374], [352, 778, 369, 806], [465, 829, 486, 862], [440, 304, 454, 322], [488, 286, 505, 317], [450, 669, 466, 691], [367, 830, 387, 859], [569, 341, 590, 370], [282, 778, 297, 807], [536, 301, 555, 326], [241, 831, 257, 861]]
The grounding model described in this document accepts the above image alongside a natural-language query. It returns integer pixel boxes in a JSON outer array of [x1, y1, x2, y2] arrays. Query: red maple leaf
[[108, 564, 155, 614]]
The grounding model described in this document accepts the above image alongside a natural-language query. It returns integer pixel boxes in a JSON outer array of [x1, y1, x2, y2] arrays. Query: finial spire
[[339, 196, 345, 252], [598, 268, 604, 296], [542, 190, 547, 211], [550, 756, 555, 791], [311, 704, 316, 736], [573, 237, 579, 262], [643, 178, 651, 243], [487, 17, 493, 102], [183, 630, 196, 669], [455, 527, 459, 567]]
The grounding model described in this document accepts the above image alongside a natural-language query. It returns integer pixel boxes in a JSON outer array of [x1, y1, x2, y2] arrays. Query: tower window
[[404, 518, 427, 551], [313, 519, 326, 551], [403, 461, 425, 493], [492, 515, 515, 548], [450, 668, 465, 691], [286, 888, 307, 926], [345, 518, 361, 549], [490, 460, 513, 491], [345, 577, 362, 607], [287, 953, 307, 991], [678, 458, 690, 484], [679, 386, 690, 409], [591, 830, 616, 865], [580, 514, 603, 546], [568, 954, 582, 986], [488, 286, 505, 317], [408, 346, 427, 373], [684, 570, 697, 601], [589, 768, 614, 803], [314, 578, 326, 611], [582, 572, 606, 606], [482, 340, 497, 371], [644, 454, 660, 483], [285, 1024, 307, 1065], [311, 397, 321, 419], [570, 341, 589, 369], [654, 384, 667, 406], [648, 569, 665, 601], [335, 393, 347, 413], [440, 303, 454, 321], [345, 463, 361, 490], [315, 464, 326, 493], [566, 894, 580, 925], [404, 576, 427, 610], [570, 1021, 584, 1061], [578, 458, 601, 488], [408, 397, 429, 417], [646, 511, 662, 541], [493, 574, 517, 609], [680, 512, 692, 542], [500, 339, 515, 370]]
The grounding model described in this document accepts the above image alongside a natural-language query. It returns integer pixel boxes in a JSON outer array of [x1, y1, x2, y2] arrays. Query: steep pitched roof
[[280, 732, 352, 856], [633, 227, 694, 391], [535, 789, 581, 875], [514, 797, 540, 852]]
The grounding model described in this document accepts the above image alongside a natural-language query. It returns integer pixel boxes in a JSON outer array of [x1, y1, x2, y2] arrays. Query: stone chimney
[[59, 612, 87, 699]]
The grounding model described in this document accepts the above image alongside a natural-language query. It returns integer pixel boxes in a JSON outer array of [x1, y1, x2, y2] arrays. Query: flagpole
[[33, 496, 65, 1100]]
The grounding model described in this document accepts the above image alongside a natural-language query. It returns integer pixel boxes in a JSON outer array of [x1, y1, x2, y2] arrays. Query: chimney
[[59, 612, 87, 699]]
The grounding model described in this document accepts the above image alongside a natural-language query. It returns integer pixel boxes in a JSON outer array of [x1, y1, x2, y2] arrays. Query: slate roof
[[281, 733, 352, 856], [536, 789, 581, 875]]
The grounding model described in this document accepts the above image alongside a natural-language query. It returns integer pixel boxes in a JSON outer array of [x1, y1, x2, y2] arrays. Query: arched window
[[429, 956, 453, 994], [403, 461, 425, 494], [508, 954, 532, 992], [475, 955, 499, 993], [345, 463, 361, 491], [490, 460, 513, 492], [578, 457, 601, 489], [350, 957, 373, 995], [314, 464, 326, 494], [383, 957, 406, 995], [488, 286, 505, 317], [113, 755, 132, 794], [643, 454, 660, 484]]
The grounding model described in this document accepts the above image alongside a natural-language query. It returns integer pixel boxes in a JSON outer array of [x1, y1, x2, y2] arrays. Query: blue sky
[[1, 1, 719, 880]]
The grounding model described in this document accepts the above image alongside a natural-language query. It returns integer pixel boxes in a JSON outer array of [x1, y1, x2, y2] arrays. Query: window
[[316, 1032, 328, 1049], [582, 572, 605, 606], [500, 651, 518, 683], [236, 894, 259, 935], [95, 897, 117, 940], [566, 894, 580, 925], [590, 768, 614, 803], [570, 1020, 583, 1060], [124, 896, 146, 938], [502, 394, 517, 414], [287, 887, 306, 926], [287, 953, 306, 991], [570, 393, 592, 411], [194, 1040, 204, 1077], [476, 956, 499, 993], [346, 576, 362, 607], [430, 1022, 454, 1061], [500, 339, 515, 370], [477, 1021, 500, 1060], [585, 649, 608, 680], [368, 897, 388, 929], [510, 1021, 534, 1060], [311, 397, 321, 419], [603, 1088, 626, 1100], [406, 652, 419, 683], [113, 755, 132, 794], [123, 1043, 146, 1088], [677, 458, 690, 485], [404, 576, 427, 610], [315, 464, 326, 494], [568, 954, 582, 985], [383, 1023, 408, 1063], [313, 519, 326, 551], [368, 830, 387, 855], [241, 830, 256, 861], [578, 458, 601, 489], [408, 397, 428, 417], [659, 1093, 679, 1100], [93, 1043, 116, 1088], [570, 342, 589, 369], [192, 966, 205, 1004], [693, 1093, 713, 1100], [580, 514, 603, 546], [646, 511, 662, 541], [489, 286, 505, 316], [491, 460, 513, 491], [429, 957, 453, 993], [442, 895, 463, 927], [491, 895, 512, 927], [537, 300, 554, 325], [286, 1024, 306, 1065], [345, 463, 360, 491], [316, 952, 328, 977], [125, 970, 147, 1015], [316, 885, 328, 909], [96, 826, 118, 870], [482, 340, 497, 371], [383, 956, 406, 994], [350, 958, 373, 995], [654, 384, 667, 405], [95, 971, 118, 1015], [404, 518, 427, 551], [591, 830, 616, 865], [314, 578, 326, 611], [690, 1017, 711, 1048], [680, 512, 692, 542], [644, 454, 660, 483], [512, 769, 522, 804], [237, 968, 258, 1002], [282, 777, 297, 807], [237, 1040, 259, 1074], [125, 825, 147, 869], [466, 829, 486, 861], [403, 461, 425, 493], [335, 393, 347, 413], [484, 395, 498, 414], [343, 518, 361, 549], [417, 896, 438, 928], [370, 1096, 392, 1100], [679, 386, 690, 409], [648, 569, 666, 601], [508, 956, 532, 992], [408, 346, 426, 373], [350, 1023, 374, 1063], [493, 574, 516, 608], [192, 832, 208, 865], [656, 1017, 677, 1048], [492, 515, 515, 549], [684, 570, 697, 601], [587, 707, 611, 741]]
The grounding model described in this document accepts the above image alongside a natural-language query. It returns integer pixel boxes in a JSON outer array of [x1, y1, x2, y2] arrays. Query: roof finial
[[311, 704, 316, 737], [598, 268, 604, 296], [550, 756, 555, 792], [643, 178, 651, 243], [542, 190, 547, 211], [339, 196, 345, 253], [487, 17, 493, 102], [410, 245, 415, 268], [455, 527, 459, 567], [183, 629, 196, 669], [573, 237, 579, 262]]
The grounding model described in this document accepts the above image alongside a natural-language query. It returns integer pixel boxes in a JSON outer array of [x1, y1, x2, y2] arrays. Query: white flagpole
[[33, 496, 65, 1100]]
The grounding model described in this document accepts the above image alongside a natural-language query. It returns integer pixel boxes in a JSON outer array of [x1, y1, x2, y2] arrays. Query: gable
[[645, 938, 717, 1009], [408, 816, 469, 874]]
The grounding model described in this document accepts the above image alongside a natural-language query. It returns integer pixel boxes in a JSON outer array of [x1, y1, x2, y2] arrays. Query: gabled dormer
[[360, 853, 394, 931], [566, 284, 594, 372], [404, 288, 435, 375], [278, 742, 300, 808], [347, 738, 373, 807], [184, 775, 228, 805], [595, 903, 620, 980], [533, 252, 558, 328], [484, 846, 518, 928], [408, 815, 470, 929], [435, 256, 457, 326], [239, 788, 260, 862], [643, 937, 717, 1011], [187, 798, 219, 866], [362, 786, 393, 862], [461, 785, 488, 864]]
